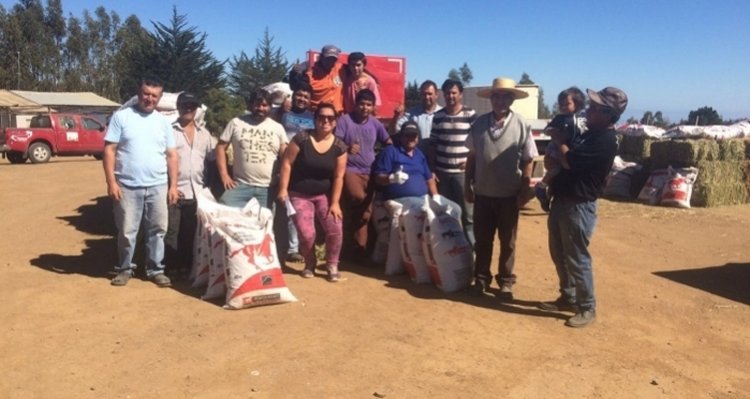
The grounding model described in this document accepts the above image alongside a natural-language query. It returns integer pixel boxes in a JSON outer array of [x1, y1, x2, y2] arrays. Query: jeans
[[164, 198, 198, 274], [547, 197, 598, 311], [436, 170, 474, 246], [219, 183, 270, 209], [473, 195, 519, 286], [288, 218, 299, 253], [113, 183, 168, 277]]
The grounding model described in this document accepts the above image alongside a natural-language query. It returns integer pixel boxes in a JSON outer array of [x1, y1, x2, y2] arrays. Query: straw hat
[[477, 77, 529, 99]]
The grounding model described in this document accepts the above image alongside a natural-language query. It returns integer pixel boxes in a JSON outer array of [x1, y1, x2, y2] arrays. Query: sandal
[[300, 269, 314, 278]]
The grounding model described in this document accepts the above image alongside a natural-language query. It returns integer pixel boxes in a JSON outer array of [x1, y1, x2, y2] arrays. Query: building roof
[[11, 90, 120, 108], [0, 90, 40, 108]]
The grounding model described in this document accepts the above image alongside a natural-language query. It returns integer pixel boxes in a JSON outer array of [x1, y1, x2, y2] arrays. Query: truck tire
[[93, 153, 103, 160], [7, 152, 27, 164], [28, 142, 52, 164]]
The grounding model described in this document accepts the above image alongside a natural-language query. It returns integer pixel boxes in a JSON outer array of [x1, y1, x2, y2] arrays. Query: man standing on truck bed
[[103, 77, 179, 288], [288, 44, 345, 113]]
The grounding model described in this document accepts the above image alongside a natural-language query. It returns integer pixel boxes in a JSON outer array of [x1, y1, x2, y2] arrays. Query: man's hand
[[107, 181, 122, 201], [388, 168, 409, 185], [350, 142, 361, 155], [221, 175, 237, 190], [329, 202, 343, 221], [464, 184, 475, 203], [168, 187, 180, 205], [516, 177, 532, 208]]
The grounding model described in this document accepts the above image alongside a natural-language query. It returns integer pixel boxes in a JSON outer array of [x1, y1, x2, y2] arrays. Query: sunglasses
[[179, 104, 199, 111], [316, 115, 336, 123]]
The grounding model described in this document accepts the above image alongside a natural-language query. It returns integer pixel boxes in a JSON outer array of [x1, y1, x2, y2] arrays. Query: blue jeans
[[219, 183, 270, 209], [547, 197, 598, 311], [114, 183, 168, 277], [436, 171, 474, 246], [288, 218, 299, 253]]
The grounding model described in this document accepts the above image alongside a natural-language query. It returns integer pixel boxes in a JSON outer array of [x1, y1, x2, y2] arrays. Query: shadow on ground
[[31, 196, 117, 280], [337, 259, 569, 321], [654, 263, 750, 305]]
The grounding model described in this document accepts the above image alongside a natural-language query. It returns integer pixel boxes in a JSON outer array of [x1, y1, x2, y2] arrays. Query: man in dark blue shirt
[[538, 87, 627, 328], [373, 121, 437, 200]]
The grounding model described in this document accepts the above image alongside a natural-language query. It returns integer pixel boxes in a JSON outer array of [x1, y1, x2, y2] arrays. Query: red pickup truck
[[0, 113, 106, 164]]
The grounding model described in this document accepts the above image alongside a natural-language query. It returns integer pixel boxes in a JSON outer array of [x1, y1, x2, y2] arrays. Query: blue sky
[[5, 0, 749, 122]]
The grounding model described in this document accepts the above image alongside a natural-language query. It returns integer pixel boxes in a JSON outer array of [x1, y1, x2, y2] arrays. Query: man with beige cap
[[538, 86, 627, 328], [465, 77, 537, 299]]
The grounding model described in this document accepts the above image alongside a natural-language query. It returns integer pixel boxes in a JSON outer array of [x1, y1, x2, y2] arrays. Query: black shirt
[[550, 127, 618, 202], [289, 132, 347, 196]]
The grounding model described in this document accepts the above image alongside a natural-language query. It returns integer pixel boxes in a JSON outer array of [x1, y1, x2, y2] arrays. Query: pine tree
[[228, 27, 288, 100]]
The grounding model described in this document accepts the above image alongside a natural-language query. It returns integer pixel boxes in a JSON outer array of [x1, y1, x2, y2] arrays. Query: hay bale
[[618, 135, 655, 162], [651, 139, 720, 168], [743, 160, 750, 198], [691, 182, 748, 207], [694, 161, 744, 184], [718, 139, 745, 162]]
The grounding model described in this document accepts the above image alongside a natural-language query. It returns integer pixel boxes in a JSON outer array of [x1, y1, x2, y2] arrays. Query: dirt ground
[[1, 156, 748, 399]]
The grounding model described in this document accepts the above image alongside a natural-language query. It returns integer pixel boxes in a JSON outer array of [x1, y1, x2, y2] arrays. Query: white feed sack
[[370, 200, 390, 265], [384, 200, 405, 275], [214, 199, 297, 309], [201, 232, 227, 300], [398, 199, 432, 284], [660, 166, 699, 209], [637, 169, 670, 205], [422, 195, 473, 292], [603, 156, 641, 198]]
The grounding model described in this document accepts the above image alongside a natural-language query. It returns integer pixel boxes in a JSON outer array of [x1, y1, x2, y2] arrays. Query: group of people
[[102, 43, 627, 328]]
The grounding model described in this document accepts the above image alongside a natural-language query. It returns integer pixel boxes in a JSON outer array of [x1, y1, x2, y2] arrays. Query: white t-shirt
[[220, 114, 287, 187]]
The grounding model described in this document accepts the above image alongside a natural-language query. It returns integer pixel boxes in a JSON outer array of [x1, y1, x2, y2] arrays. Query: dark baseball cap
[[400, 121, 420, 137], [587, 87, 627, 116], [321, 44, 341, 59], [177, 92, 200, 107]]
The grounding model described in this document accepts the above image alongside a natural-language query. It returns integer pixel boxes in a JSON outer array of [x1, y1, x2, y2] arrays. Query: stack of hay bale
[[618, 135, 659, 197], [649, 139, 747, 207]]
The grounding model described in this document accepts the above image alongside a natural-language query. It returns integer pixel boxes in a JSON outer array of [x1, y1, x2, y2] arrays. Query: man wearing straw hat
[[538, 87, 627, 328], [465, 77, 537, 299]]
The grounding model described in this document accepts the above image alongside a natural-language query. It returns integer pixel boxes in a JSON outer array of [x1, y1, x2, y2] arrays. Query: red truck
[[0, 113, 106, 164]]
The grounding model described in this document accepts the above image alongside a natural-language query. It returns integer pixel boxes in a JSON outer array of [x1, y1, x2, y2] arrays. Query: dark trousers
[[342, 172, 374, 252], [164, 198, 198, 275], [472, 195, 519, 286]]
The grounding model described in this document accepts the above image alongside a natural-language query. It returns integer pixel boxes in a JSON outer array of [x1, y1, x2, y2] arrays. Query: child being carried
[[535, 87, 587, 211]]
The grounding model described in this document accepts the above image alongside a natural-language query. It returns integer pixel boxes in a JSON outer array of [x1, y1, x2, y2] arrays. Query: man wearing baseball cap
[[288, 44, 345, 113], [538, 86, 627, 328], [164, 92, 215, 280], [372, 121, 437, 201]]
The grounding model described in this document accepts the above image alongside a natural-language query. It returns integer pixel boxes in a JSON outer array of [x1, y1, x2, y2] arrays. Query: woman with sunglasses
[[277, 103, 348, 282]]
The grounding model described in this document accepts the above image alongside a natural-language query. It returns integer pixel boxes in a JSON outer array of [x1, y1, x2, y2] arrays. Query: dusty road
[[1, 156, 748, 398]]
